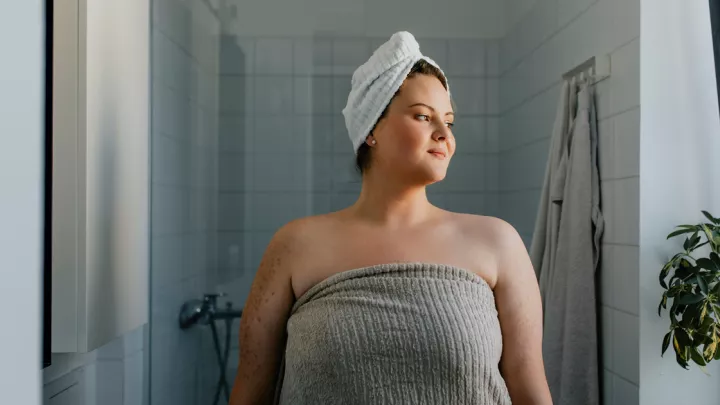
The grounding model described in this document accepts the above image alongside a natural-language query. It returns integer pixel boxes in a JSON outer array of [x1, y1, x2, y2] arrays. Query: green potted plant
[[658, 211, 720, 370]]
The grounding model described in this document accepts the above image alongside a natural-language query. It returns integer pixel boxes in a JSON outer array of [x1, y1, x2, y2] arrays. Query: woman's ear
[[366, 134, 376, 146]]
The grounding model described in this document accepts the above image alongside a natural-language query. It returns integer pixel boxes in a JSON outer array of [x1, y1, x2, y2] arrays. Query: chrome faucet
[[178, 293, 223, 329], [177, 292, 244, 403]]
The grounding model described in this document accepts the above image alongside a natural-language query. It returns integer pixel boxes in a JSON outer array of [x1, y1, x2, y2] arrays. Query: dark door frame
[[43, 0, 53, 369]]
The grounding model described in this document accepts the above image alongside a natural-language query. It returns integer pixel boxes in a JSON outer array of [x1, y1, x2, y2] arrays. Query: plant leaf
[[662, 331, 672, 356], [702, 224, 715, 246], [658, 293, 668, 316], [697, 258, 719, 272], [700, 303, 708, 323], [702, 210, 720, 224], [676, 353, 690, 369], [667, 228, 697, 239], [690, 232, 702, 251], [667, 284, 684, 298], [674, 266, 691, 282], [704, 339, 717, 362], [675, 328, 693, 346], [684, 237, 691, 251], [678, 293, 705, 306], [711, 252, 720, 269], [680, 304, 698, 328], [691, 347, 707, 365], [659, 265, 670, 289], [698, 275, 709, 295], [673, 333, 689, 369], [669, 299, 681, 326]]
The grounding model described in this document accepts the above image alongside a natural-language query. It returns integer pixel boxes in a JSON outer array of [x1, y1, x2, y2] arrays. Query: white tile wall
[[332, 76, 352, 114], [449, 78, 486, 114], [151, 0, 221, 404], [418, 38, 448, 69], [499, 189, 542, 236], [219, 113, 253, 152], [487, 118, 500, 153], [612, 310, 640, 384], [332, 39, 372, 75], [485, 155, 500, 192], [293, 38, 333, 75], [293, 115, 334, 154], [448, 39, 486, 76], [255, 38, 293, 75], [254, 76, 293, 113], [293, 77, 333, 114], [253, 115, 299, 153], [603, 176, 640, 245], [557, 0, 596, 28], [487, 78, 500, 115], [500, 0, 640, 402], [612, 374, 639, 404], [611, 108, 640, 178], [608, 40, 640, 117], [220, 35, 254, 75], [602, 369, 614, 405], [42, 325, 149, 405]]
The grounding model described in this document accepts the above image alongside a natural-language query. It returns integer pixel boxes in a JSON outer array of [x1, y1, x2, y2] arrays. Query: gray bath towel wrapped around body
[[274, 262, 511, 405]]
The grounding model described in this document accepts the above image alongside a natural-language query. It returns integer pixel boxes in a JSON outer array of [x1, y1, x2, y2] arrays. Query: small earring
[[371, 140, 376, 145]]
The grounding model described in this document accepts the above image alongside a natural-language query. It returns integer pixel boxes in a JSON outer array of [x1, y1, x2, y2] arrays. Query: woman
[[230, 32, 552, 405]]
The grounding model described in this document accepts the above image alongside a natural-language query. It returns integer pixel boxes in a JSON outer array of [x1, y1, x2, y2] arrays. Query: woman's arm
[[491, 218, 553, 405], [229, 222, 299, 405]]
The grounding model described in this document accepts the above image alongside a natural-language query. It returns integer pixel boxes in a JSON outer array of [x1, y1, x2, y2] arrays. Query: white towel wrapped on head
[[341, 31, 449, 154]]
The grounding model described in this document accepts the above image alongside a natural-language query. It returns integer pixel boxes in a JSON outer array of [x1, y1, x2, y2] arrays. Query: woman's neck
[[349, 171, 436, 228]]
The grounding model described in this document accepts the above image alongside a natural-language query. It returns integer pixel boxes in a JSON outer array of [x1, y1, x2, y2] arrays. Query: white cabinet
[[52, 0, 149, 353]]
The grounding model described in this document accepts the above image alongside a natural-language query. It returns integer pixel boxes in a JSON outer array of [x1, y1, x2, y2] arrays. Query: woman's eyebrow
[[408, 103, 454, 116]]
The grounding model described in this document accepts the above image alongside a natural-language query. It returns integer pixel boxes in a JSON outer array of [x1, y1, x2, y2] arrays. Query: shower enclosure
[[149, 1, 500, 404]]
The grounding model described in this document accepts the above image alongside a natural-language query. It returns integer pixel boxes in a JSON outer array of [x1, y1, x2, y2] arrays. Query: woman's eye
[[446, 122, 455, 128], [415, 114, 430, 121]]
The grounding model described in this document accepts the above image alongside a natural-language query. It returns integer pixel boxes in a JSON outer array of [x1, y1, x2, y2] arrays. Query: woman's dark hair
[[355, 59, 449, 175]]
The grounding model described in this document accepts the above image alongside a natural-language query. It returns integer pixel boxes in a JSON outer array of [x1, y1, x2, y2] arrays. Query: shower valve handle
[[203, 293, 226, 311]]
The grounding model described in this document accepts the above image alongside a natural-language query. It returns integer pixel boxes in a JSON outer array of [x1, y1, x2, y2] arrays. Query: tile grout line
[[602, 367, 639, 388], [601, 303, 638, 318], [499, 33, 640, 117]]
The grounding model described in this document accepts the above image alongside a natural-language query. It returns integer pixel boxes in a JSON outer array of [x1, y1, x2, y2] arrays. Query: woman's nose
[[432, 125, 450, 141]]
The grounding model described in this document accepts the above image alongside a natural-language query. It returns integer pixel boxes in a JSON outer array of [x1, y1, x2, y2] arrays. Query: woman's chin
[[418, 168, 448, 185]]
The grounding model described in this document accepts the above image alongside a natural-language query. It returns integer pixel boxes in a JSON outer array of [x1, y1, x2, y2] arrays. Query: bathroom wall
[[213, 31, 501, 385], [222, 0, 505, 39], [1, 1, 45, 403], [43, 326, 147, 405], [500, 0, 640, 404], [640, 1, 720, 403], [150, 0, 221, 404]]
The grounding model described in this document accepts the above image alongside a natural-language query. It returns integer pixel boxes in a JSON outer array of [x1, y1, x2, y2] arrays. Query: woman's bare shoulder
[[443, 211, 518, 239], [271, 211, 347, 262], [446, 212, 527, 259], [278, 211, 344, 239]]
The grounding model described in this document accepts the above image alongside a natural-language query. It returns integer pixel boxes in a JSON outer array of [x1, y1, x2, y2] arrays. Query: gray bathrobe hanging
[[530, 80, 604, 405]]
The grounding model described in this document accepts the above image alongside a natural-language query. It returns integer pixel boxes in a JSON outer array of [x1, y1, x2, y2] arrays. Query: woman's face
[[369, 74, 456, 185]]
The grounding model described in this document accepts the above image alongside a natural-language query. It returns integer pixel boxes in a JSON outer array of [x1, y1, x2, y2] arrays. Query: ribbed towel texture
[[274, 262, 511, 405], [342, 31, 449, 154]]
